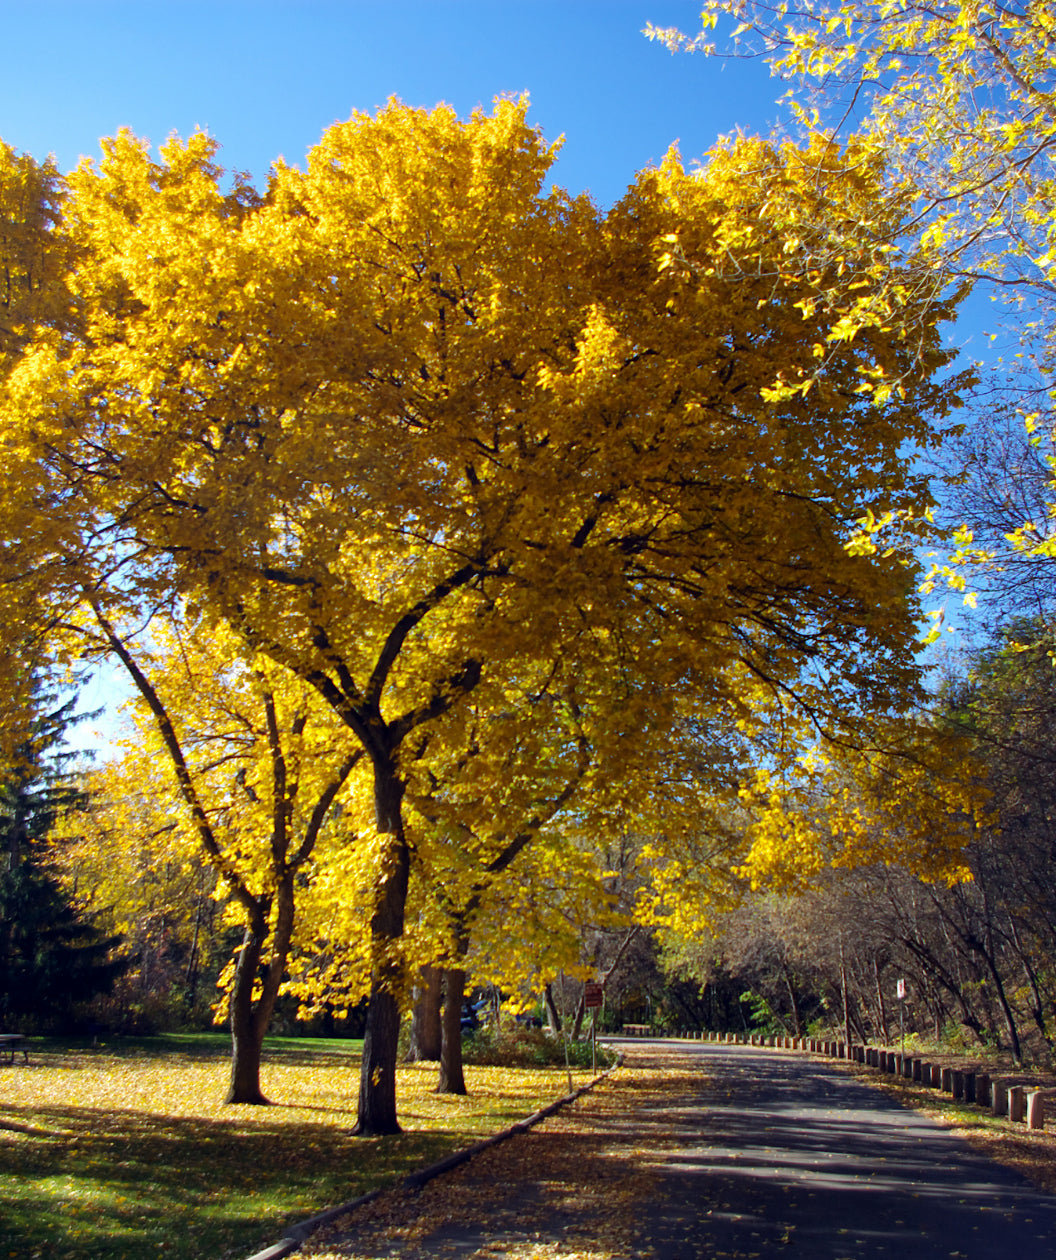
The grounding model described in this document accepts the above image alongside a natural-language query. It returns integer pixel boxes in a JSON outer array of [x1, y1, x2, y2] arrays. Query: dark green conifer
[[0, 686, 123, 1031]]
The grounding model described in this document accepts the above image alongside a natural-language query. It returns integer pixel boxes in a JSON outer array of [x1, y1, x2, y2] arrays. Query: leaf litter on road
[[305, 1052, 737, 1260]]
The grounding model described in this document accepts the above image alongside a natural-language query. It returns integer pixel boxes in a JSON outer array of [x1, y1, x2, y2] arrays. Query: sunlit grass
[[0, 1034, 592, 1260]]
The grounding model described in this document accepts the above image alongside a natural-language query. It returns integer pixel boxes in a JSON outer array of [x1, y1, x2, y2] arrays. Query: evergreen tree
[[0, 687, 123, 1031]]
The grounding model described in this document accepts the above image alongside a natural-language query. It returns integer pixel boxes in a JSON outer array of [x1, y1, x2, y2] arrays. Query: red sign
[[584, 982, 603, 1009]]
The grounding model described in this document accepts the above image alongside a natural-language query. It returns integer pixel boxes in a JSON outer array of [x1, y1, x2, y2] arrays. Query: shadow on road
[[304, 1041, 1056, 1259], [624, 1042, 1056, 1259]]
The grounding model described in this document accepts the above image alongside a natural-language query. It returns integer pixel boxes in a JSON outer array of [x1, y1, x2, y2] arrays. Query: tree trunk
[[186, 867, 206, 1014], [407, 965, 442, 1061], [899, 933, 987, 1041], [571, 990, 586, 1040], [972, 932, 1023, 1065], [781, 959, 803, 1037], [224, 877, 297, 1105], [873, 958, 890, 1043], [357, 982, 402, 1132], [354, 822, 410, 1136], [225, 923, 270, 1105], [438, 966, 467, 1095], [839, 938, 852, 1049], [1019, 948, 1054, 1050], [544, 982, 562, 1034]]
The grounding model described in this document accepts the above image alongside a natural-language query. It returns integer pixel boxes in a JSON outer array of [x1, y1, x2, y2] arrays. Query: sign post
[[896, 978, 906, 1065], [585, 981, 603, 1075]]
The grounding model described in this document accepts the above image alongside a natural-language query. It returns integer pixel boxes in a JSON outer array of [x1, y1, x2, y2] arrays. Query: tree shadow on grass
[[0, 1102, 460, 1260]]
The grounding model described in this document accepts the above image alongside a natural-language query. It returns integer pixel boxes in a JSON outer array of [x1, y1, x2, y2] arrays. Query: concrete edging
[[241, 1056, 622, 1260]]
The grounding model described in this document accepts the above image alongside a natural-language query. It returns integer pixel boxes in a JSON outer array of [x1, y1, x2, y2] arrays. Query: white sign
[[896, 978, 906, 1000]]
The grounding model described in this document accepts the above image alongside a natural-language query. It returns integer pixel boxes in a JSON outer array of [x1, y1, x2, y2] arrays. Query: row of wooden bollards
[[647, 1029, 1049, 1132]]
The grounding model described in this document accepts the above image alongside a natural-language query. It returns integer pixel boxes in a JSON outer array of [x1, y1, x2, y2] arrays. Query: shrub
[[461, 1023, 614, 1070]]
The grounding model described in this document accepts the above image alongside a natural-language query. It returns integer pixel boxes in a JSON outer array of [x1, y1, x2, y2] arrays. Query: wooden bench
[[0, 1033, 28, 1064]]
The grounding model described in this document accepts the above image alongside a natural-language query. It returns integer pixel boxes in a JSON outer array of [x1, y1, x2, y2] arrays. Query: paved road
[[637, 1040, 1056, 1258], [302, 1040, 1056, 1259]]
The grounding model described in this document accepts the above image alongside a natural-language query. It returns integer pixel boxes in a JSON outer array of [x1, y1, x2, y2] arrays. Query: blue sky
[[2, 1, 782, 208], [3, 2, 987, 748]]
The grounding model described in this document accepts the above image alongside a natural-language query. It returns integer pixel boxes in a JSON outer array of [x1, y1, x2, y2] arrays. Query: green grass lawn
[[0, 1033, 589, 1260]]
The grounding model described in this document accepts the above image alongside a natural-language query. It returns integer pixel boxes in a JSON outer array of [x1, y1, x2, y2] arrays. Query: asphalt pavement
[[301, 1040, 1056, 1259], [635, 1039, 1056, 1258]]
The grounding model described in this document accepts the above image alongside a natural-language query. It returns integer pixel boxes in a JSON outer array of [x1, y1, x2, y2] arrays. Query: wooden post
[[964, 1072, 976, 1103], [941, 1067, 953, 1093], [952, 1070, 964, 1100], [1027, 1091, 1045, 1131], [912, 1058, 922, 1082], [992, 1083, 1008, 1117], [975, 1073, 990, 1108], [1008, 1086, 1026, 1122]]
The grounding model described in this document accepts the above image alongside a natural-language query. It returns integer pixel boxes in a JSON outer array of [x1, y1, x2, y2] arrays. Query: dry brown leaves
[[304, 1056, 698, 1260]]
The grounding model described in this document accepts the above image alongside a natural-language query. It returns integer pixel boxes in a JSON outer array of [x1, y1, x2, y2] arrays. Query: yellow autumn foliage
[[0, 99, 978, 1127], [648, 1, 1056, 618]]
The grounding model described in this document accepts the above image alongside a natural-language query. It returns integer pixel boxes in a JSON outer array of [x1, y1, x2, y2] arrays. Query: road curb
[[241, 1056, 622, 1260]]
